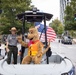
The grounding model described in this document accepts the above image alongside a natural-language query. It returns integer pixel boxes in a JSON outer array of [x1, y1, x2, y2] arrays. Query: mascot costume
[[17, 27, 50, 64]]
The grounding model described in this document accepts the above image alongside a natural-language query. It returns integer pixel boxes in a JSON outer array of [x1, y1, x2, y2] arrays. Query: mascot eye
[[29, 30, 33, 34], [30, 31, 33, 34]]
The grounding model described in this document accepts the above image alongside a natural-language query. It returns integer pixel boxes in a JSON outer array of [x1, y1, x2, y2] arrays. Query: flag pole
[[44, 15, 49, 64]]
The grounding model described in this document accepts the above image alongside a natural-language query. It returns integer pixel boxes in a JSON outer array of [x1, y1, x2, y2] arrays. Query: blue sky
[[31, 0, 60, 22]]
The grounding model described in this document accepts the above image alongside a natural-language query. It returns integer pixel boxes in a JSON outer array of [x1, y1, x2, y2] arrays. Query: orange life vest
[[28, 40, 43, 56]]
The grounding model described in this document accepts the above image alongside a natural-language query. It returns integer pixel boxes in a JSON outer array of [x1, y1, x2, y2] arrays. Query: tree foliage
[[57, 24, 64, 35], [64, 0, 76, 30], [49, 19, 64, 35], [0, 0, 32, 34]]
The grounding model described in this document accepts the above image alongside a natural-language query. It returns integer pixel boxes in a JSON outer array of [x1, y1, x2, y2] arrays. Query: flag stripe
[[35, 23, 56, 42]]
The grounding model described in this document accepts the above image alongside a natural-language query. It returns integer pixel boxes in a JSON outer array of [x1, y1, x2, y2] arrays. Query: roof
[[17, 11, 53, 22]]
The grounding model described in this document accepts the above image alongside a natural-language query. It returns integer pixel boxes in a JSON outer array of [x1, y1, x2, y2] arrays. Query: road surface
[[51, 39, 76, 66]]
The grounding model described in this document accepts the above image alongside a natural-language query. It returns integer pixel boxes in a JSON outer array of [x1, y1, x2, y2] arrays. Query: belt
[[8, 45, 17, 47]]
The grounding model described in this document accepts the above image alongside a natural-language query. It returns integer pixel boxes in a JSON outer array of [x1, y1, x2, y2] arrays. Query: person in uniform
[[6, 27, 18, 64]]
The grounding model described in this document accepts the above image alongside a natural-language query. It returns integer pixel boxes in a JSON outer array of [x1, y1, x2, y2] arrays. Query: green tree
[[49, 18, 64, 35], [57, 24, 64, 35], [64, 0, 76, 30], [0, 0, 32, 34]]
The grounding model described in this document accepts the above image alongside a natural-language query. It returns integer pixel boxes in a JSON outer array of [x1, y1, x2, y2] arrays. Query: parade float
[[0, 8, 75, 75]]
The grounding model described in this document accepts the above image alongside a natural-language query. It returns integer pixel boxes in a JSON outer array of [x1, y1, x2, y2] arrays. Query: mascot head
[[27, 27, 39, 41]]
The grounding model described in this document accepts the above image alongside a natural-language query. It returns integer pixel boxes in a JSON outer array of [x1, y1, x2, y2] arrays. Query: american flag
[[35, 22, 56, 42]]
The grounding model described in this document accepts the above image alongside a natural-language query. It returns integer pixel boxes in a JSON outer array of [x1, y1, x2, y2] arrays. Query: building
[[60, 0, 71, 25]]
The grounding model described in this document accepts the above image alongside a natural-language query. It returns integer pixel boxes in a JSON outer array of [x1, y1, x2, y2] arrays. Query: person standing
[[6, 27, 18, 64], [0, 43, 1, 56]]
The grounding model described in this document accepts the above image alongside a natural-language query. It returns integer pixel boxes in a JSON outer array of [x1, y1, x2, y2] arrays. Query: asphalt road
[[51, 39, 76, 66], [51, 39, 76, 73]]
